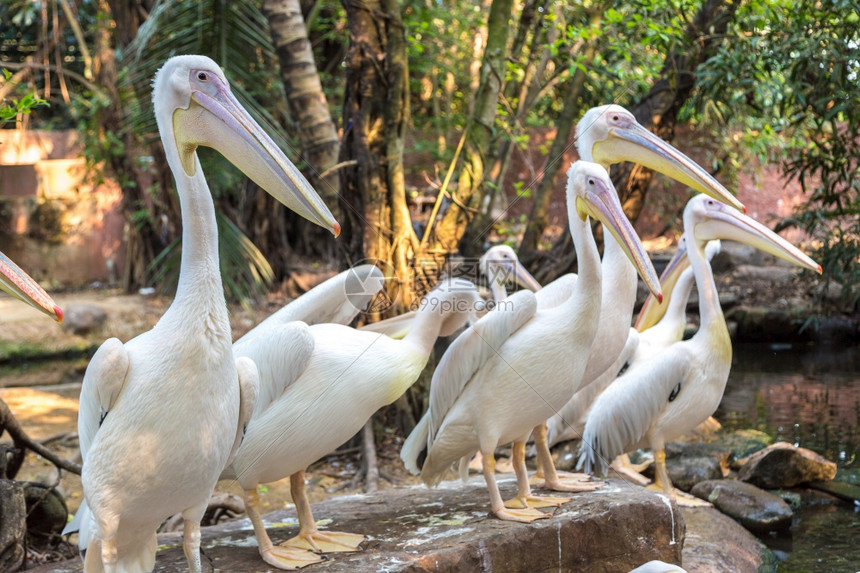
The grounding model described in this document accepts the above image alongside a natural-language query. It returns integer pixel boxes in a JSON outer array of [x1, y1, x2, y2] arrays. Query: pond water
[[718, 342, 860, 573]]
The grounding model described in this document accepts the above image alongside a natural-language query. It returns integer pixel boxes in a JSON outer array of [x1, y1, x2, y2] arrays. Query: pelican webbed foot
[[494, 506, 552, 523], [282, 530, 365, 554], [646, 484, 713, 507], [533, 470, 604, 493], [261, 545, 324, 570], [503, 494, 571, 509], [609, 454, 651, 486]]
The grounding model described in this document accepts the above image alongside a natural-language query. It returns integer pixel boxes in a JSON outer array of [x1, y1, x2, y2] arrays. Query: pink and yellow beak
[[635, 239, 690, 331], [691, 195, 821, 274], [0, 251, 63, 322], [174, 68, 340, 236], [572, 162, 663, 302], [592, 118, 745, 213]]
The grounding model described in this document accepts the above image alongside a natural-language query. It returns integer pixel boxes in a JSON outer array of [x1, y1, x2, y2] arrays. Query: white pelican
[[70, 55, 338, 573], [537, 105, 744, 484], [0, 251, 63, 322], [577, 194, 821, 503], [401, 161, 662, 523], [545, 237, 723, 450], [224, 278, 483, 570]]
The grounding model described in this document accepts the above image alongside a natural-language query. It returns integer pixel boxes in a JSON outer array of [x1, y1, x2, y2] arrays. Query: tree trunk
[[518, 20, 598, 267], [262, 0, 342, 218], [534, 0, 741, 283], [340, 0, 418, 312], [431, 0, 514, 257]]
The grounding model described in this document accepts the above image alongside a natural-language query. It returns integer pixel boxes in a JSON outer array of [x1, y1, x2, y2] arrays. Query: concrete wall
[[0, 130, 125, 287]]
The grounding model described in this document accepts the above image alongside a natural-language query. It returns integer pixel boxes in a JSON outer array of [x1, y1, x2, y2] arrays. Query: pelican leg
[[469, 450, 514, 473], [100, 537, 118, 573], [531, 423, 603, 492], [504, 441, 571, 509], [610, 454, 651, 486], [646, 449, 711, 507], [243, 488, 323, 570], [183, 520, 202, 573], [281, 471, 365, 553], [483, 449, 549, 522]]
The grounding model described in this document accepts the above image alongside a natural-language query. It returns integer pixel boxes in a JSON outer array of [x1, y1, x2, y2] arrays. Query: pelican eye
[[612, 115, 619, 122], [588, 178, 595, 186], [197, 71, 208, 81]]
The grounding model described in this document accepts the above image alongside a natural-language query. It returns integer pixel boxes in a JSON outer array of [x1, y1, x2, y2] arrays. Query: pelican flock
[[8, 58, 817, 570]]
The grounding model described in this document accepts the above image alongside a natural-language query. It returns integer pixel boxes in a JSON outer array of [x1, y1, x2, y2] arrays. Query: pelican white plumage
[[577, 194, 821, 503], [545, 237, 722, 451], [71, 55, 338, 573], [401, 161, 662, 523], [0, 251, 63, 322], [538, 105, 744, 477], [224, 278, 483, 570]]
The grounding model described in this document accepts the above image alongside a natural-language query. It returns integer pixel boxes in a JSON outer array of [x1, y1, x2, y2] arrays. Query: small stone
[[666, 456, 725, 492], [690, 480, 793, 533], [62, 303, 107, 335], [738, 441, 837, 488], [23, 482, 69, 546]]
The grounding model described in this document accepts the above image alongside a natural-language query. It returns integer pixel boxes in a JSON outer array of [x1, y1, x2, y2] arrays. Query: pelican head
[[153, 55, 339, 235], [479, 245, 541, 301], [576, 104, 744, 213], [687, 194, 821, 273], [568, 161, 662, 301], [0, 252, 63, 322]]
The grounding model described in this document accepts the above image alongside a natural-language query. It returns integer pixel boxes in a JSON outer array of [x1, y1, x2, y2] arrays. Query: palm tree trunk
[[262, 0, 342, 218]]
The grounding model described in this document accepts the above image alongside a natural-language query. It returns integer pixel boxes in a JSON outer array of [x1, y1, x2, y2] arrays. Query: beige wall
[[0, 130, 125, 287]]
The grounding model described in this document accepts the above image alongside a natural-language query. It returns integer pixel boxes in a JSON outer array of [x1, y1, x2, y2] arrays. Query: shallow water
[[718, 342, 860, 572]]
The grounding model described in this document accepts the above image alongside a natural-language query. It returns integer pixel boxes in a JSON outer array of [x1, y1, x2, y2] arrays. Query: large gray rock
[[31, 477, 684, 572], [738, 441, 837, 488], [62, 303, 107, 335], [0, 480, 26, 572], [680, 506, 778, 573], [665, 456, 725, 492], [690, 480, 793, 533]]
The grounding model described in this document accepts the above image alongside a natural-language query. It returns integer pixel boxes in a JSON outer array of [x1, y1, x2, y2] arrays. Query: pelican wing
[[77, 338, 130, 459], [534, 273, 577, 309], [233, 321, 314, 417], [236, 265, 384, 345], [226, 357, 260, 468], [578, 342, 691, 474], [426, 289, 538, 445]]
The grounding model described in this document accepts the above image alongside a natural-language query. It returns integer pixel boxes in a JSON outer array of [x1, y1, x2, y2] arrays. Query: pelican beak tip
[[816, 264, 823, 275], [332, 222, 342, 238], [54, 305, 64, 324], [657, 292, 664, 304]]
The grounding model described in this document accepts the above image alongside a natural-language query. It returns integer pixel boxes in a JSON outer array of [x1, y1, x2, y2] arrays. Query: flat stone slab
[[31, 476, 684, 572]]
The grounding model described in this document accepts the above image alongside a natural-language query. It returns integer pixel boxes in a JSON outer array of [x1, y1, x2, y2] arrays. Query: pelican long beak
[[635, 240, 689, 331], [510, 260, 542, 292], [0, 251, 63, 323], [576, 180, 663, 302], [593, 122, 745, 213], [693, 196, 821, 273], [177, 81, 339, 235]]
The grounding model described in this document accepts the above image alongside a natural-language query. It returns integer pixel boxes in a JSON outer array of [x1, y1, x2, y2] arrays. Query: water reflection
[[718, 342, 860, 572], [719, 343, 859, 468]]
